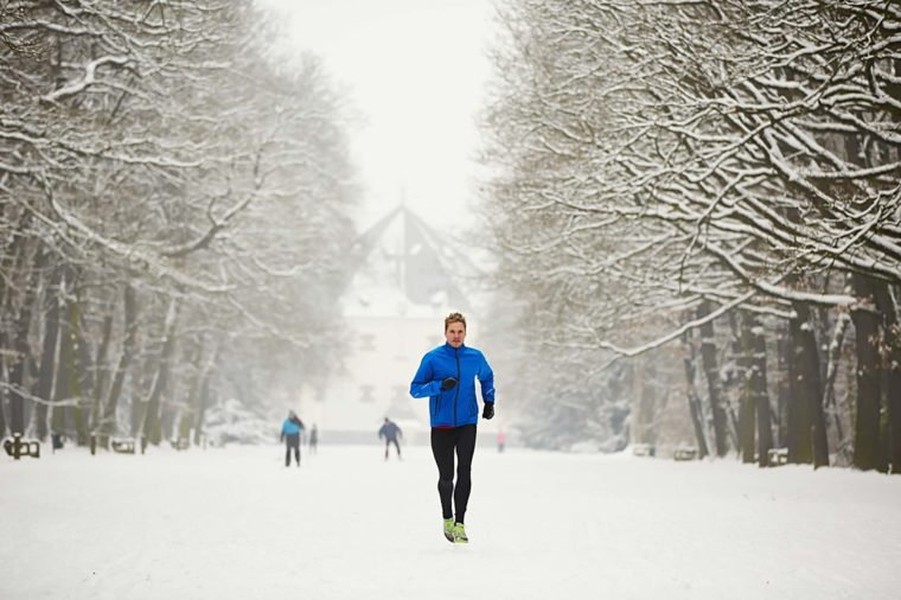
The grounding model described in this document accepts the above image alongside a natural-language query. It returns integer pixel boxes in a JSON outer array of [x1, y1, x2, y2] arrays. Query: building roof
[[345, 205, 472, 319]]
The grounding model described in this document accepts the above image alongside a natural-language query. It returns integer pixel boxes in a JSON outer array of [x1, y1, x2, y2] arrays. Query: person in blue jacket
[[280, 410, 305, 467], [410, 311, 495, 544]]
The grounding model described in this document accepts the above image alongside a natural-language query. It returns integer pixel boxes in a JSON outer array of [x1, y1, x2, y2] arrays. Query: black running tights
[[430, 424, 477, 524]]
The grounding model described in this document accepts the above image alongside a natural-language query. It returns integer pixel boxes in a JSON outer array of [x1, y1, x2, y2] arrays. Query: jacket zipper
[[453, 348, 461, 426]]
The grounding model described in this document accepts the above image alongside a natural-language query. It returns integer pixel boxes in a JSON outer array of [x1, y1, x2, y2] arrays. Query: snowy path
[[2, 443, 899, 599]]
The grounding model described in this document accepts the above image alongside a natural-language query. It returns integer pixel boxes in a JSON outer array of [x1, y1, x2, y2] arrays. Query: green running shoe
[[443, 518, 455, 543], [453, 522, 468, 544]]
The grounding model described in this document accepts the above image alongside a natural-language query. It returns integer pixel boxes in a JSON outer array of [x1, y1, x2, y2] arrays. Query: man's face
[[445, 322, 466, 348]]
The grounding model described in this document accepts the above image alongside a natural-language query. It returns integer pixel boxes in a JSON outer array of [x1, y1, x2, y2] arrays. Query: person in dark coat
[[308, 423, 318, 454], [378, 417, 403, 460]]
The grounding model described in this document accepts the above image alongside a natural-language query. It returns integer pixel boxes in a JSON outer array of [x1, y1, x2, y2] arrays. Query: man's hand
[[482, 403, 495, 420], [440, 377, 458, 392]]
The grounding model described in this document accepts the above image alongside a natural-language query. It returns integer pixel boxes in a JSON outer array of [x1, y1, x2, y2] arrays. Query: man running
[[410, 312, 495, 544]]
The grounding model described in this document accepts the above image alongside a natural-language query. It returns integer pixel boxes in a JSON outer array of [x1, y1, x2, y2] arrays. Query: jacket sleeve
[[410, 354, 439, 398], [479, 353, 496, 404]]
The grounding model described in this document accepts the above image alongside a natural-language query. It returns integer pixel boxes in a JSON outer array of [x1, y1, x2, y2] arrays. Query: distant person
[[378, 417, 403, 460], [410, 311, 495, 544], [280, 410, 305, 467], [497, 427, 507, 453], [308, 423, 318, 454]]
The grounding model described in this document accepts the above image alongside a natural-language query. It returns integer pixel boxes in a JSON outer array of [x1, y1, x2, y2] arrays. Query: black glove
[[482, 403, 495, 420], [440, 377, 457, 392]]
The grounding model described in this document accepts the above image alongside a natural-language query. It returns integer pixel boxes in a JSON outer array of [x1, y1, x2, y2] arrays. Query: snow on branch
[[160, 149, 266, 259], [41, 55, 131, 103], [40, 177, 234, 295], [0, 160, 34, 175], [594, 290, 757, 358], [0, 381, 80, 408], [225, 294, 311, 349], [704, 242, 857, 307]]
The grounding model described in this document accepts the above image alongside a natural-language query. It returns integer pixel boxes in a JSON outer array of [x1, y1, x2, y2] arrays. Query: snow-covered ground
[[2, 442, 899, 599]]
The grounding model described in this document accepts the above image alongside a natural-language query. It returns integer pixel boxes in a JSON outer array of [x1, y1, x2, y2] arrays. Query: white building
[[300, 206, 476, 445]]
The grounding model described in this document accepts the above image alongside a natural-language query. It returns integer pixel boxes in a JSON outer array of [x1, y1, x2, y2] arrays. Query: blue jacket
[[281, 417, 304, 437], [410, 343, 495, 428]]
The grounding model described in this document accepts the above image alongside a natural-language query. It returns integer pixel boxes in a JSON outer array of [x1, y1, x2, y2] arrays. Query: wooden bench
[[632, 443, 655, 457], [673, 446, 698, 461], [110, 437, 137, 454], [767, 447, 789, 466], [3, 434, 40, 459]]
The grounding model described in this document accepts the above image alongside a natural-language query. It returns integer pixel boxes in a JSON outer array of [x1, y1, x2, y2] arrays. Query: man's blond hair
[[444, 312, 467, 332]]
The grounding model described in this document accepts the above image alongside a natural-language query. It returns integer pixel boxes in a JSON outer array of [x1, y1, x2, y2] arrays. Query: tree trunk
[[192, 338, 220, 445], [823, 310, 851, 460], [633, 355, 658, 446], [55, 271, 93, 446], [90, 312, 114, 436], [750, 316, 773, 467], [0, 281, 11, 437], [775, 329, 790, 448], [99, 284, 138, 448], [194, 365, 215, 446], [808, 310, 830, 469], [75, 327, 95, 445], [874, 282, 899, 474], [850, 273, 882, 471], [697, 299, 729, 457], [681, 329, 710, 458], [0, 381, 6, 437], [52, 287, 74, 440], [738, 313, 756, 464], [0, 210, 33, 438], [9, 249, 46, 435], [140, 299, 180, 446], [33, 263, 62, 441], [8, 322, 31, 435], [787, 302, 829, 468], [160, 380, 180, 444]]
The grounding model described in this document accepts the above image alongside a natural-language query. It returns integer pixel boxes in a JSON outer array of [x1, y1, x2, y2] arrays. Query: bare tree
[[0, 1, 360, 445], [479, 0, 900, 464]]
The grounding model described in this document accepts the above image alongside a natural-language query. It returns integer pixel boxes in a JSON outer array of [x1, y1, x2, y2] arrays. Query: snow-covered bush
[[202, 398, 275, 446]]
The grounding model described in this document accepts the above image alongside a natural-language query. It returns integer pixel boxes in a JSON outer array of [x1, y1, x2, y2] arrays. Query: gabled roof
[[346, 205, 471, 318]]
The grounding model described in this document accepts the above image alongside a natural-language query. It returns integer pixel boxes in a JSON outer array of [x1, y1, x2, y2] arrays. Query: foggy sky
[[257, 0, 495, 229]]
